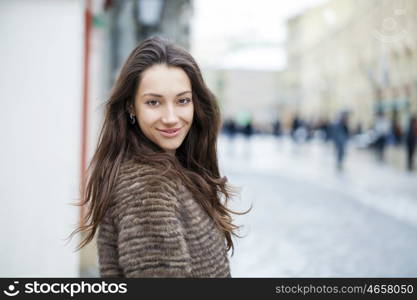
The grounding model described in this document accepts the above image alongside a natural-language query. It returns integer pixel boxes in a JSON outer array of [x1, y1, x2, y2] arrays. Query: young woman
[[72, 37, 248, 277]]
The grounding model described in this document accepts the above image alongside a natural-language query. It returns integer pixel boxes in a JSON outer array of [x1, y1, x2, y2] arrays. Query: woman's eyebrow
[[176, 91, 192, 97], [142, 93, 163, 98], [141, 91, 192, 98]]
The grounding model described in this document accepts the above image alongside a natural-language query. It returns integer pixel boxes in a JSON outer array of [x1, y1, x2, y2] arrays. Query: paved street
[[219, 134, 417, 277]]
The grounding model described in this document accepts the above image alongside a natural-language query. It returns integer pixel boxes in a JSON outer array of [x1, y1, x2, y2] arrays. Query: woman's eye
[[179, 98, 191, 105], [146, 100, 159, 106]]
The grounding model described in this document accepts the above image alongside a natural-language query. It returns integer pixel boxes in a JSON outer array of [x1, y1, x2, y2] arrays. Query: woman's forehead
[[138, 64, 191, 95]]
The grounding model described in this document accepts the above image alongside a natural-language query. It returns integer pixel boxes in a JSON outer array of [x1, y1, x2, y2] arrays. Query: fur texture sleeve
[[112, 166, 192, 277], [96, 213, 124, 277]]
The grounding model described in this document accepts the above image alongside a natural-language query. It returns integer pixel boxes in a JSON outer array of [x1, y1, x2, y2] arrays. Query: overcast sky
[[191, 0, 328, 70]]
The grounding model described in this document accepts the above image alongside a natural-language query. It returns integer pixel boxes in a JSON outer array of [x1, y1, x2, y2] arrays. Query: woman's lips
[[158, 127, 181, 138]]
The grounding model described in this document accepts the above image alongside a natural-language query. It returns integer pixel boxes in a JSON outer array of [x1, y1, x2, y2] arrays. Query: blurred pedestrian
[[305, 120, 314, 142], [406, 115, 417, 171], [272, 118, 282, 137], [242, 118, 254, 139], [241, 117, 254, 159], [291, 114, 301, 142], [373, 111, 390, 162], [318, 118, 331, 142], [223, 117, 237, 156], [223, 118, 237, 139], [390, 112, 403, 146], [331, 111, 350, 171]]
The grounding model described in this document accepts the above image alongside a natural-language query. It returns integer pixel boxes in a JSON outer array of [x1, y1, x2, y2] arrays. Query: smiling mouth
[[157, 127, 182, 137], [158, 128, 181, 134]]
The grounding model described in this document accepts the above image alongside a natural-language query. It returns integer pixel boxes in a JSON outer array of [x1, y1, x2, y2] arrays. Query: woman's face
[[133, 64, 194, 154]]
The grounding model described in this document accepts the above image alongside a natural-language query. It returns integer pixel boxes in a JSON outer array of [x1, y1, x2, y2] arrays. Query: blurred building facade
[[105, 0, 193, 85], [286, 0, 417, 129], [204, 68, 289, 132]]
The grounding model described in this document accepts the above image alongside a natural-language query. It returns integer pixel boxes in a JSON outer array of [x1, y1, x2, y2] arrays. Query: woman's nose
[[161, 105, 179, 124]]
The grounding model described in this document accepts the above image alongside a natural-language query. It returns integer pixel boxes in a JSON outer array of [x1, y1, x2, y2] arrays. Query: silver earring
[[129, 113, 136, 125]]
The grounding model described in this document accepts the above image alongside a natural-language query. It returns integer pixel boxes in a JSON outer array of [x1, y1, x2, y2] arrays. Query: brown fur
[[97, 159, 231, 277]]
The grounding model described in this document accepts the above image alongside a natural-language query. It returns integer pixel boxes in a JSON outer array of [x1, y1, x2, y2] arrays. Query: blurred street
[[220, 134, 417, 277]]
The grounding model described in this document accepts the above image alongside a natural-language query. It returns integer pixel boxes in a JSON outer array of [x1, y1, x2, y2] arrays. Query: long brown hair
[[70, 37, 249, 255]]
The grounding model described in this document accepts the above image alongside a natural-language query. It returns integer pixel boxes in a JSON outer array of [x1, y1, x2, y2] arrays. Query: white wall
[[0, 0, 84, 276]]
